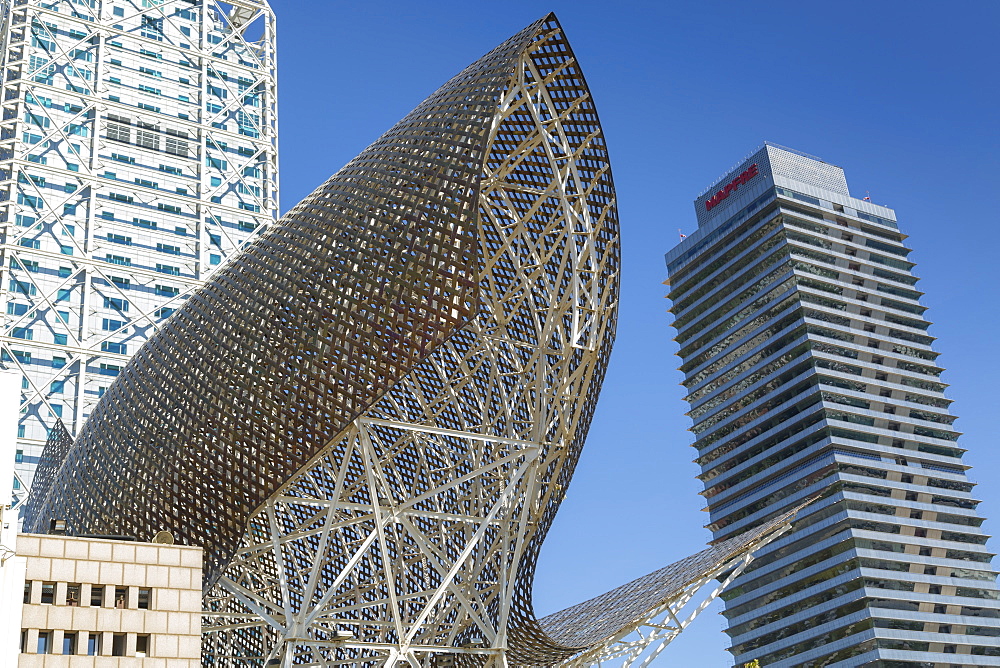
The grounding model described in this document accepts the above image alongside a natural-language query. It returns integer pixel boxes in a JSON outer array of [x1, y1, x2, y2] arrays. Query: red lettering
[[703, 163, 759, 212]]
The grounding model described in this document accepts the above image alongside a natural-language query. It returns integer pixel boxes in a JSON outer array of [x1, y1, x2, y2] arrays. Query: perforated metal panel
[[24, 20, 511, 581]]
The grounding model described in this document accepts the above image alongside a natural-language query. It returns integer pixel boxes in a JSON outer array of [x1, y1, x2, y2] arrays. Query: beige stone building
[[16, 533, 202, 666]]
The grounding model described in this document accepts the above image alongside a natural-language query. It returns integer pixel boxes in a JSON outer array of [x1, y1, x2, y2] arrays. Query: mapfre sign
[[705, 163, 759, 211]]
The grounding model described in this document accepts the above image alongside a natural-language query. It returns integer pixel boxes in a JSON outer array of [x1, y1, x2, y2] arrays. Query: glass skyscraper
[[666, 144, 1000, 666], [0, 0, 278, 505]]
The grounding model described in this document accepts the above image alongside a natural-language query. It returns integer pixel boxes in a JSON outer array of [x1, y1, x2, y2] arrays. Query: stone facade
[[17, 533, 202, 666]]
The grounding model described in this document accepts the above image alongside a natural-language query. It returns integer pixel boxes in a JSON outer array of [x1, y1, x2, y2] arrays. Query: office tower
[[0, 0, 278, 504], [665, 144, 1000, 666]]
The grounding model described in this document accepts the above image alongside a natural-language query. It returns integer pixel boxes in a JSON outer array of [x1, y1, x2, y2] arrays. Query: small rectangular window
[[63, 632, 76, 655], [101, 341, 128, 355], [37, 631, 51, 655], [87, 633, 100, 656], [136, 634, 150, 657], [115, 586, 127, 608], [23, 581, 30, 603], [66, 583, 81, 606], [103, 296, 129, 311], [105, 254, 131, 267], [137, 588, 151, 609], [40, 582, 55, 604], [111, 633, 126, 656], [91, 584, 104, 607]]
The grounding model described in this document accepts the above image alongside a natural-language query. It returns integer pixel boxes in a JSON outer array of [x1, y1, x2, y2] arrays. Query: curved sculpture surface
[[26, 14, 799, 667]]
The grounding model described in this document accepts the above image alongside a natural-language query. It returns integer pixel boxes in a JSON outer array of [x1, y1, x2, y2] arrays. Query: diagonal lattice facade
[[25, 15, 803, 667], [0, 0, 279, 506]]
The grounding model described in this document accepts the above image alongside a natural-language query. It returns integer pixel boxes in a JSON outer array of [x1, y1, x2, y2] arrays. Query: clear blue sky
[[266, 1, 999, 664]]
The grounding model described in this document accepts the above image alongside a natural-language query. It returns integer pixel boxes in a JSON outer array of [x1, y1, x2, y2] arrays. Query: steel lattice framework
[[25, 14, 802, 667], [0, 0, 279, 505]]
